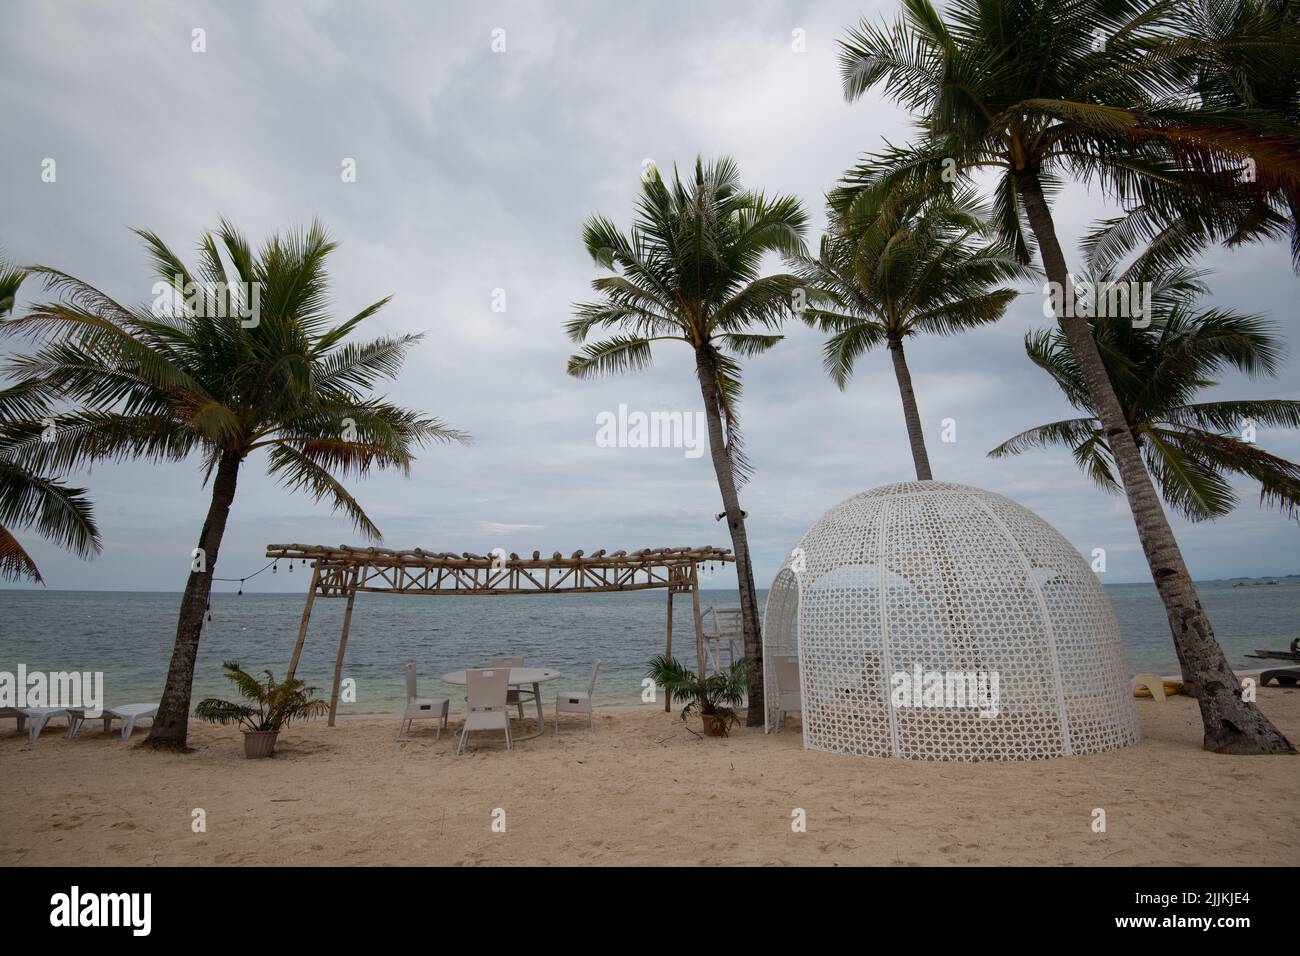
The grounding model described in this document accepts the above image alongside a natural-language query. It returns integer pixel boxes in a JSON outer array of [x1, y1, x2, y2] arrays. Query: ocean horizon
[[2, 578, 1296, 715]]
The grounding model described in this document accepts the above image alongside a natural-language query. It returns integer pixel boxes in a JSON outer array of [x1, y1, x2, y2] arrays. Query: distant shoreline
[[3, 576, 1298, 595]]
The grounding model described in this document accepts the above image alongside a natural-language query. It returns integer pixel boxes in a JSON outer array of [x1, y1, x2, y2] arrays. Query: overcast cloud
[[2, 0, 1297, 592]]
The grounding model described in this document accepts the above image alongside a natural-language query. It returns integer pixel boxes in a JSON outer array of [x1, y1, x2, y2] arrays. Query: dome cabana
[[762, 481, 1139, 761]]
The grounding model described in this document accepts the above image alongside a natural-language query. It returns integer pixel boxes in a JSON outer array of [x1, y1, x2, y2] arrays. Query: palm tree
[[1087, 0, 1300, 271], [991, 258, 1300, 519], [836, 0, 1298, 752], [0, 221, 467, 748], [567, 157, 808, 726], [0, 259, 101, 583], [795, 187, 1033, 479]]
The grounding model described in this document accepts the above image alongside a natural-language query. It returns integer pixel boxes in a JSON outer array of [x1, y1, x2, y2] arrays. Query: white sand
[[1, 688, 1296, 866]]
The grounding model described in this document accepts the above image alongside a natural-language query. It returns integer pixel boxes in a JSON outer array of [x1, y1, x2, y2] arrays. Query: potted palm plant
[[647, 655, 749, 737], [195, 660, 330, 758]]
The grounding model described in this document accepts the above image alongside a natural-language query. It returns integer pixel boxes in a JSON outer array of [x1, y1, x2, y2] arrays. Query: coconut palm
[[991, 259, 1300, 519], [0, 220, 466, 748], [1087, 0, 1300, 272], [567, 156, 808, 726], [0, 260, 101, 583], [795, 187, 1034, 479], [836, 0, 1299, 752]]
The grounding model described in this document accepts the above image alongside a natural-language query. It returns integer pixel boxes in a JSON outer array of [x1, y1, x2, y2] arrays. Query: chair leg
[[457, 725, 468, 756], [517, 701, 524, 721], [122, 717, 135, 740]]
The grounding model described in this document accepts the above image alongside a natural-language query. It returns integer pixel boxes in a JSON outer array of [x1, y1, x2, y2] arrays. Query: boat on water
[[1249, 649, 1300, 661]]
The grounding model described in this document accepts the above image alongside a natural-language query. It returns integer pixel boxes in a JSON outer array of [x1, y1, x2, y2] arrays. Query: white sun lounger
[[17, 707, 76, 742], [93, 704, 158, 740], [1, 707, 27, 733]]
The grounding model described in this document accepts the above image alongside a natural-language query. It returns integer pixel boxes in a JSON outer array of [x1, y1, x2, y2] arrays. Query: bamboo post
[[327, 568, 360, 727], [286, 562, 321, 680], [690, 561, 705, 677], [664, 586, 674, 712]]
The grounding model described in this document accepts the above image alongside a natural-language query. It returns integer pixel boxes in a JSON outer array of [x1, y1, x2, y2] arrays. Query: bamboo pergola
[[266, 543, 735, 725]]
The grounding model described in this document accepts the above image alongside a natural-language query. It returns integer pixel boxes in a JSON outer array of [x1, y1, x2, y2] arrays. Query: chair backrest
[[586, 659, 602, 697], [404, 662, 418, 700], [465, 668, 509, 712], [490, 656, 523, 668]]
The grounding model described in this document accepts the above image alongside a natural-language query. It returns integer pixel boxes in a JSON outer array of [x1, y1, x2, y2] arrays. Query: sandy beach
[[2, 687, 1296, 867]]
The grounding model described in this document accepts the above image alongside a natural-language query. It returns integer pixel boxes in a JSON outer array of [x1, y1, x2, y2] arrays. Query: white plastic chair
[[555, 660, 601, 733], [457, 668, 512, 755], [492, 655, 533, 720], [773, 655, 802, 731], [400, 663, 450, 739]]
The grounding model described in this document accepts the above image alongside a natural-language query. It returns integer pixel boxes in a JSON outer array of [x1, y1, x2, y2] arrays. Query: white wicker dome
[[762, 481, 1139, 761]]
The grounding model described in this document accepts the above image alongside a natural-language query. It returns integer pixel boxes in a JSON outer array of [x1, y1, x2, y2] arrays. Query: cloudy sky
[[2, 0, 1297, 592]]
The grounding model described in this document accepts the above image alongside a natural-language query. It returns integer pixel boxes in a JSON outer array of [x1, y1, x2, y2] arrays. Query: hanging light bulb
[[205, 603, 213, 623], [272, 563, 278, 574], [238, 579, 244, 596]]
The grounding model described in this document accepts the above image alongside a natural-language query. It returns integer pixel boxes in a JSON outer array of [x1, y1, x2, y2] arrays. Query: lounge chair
[[492, 656, 532, 720], [773, 654, 802, 730], [399, 663, 449, 739], [1131, 673, 1181, 701], [1, 707, 27, 734], [18, 707, 75, 742], [555, 659, 601, 733], [1260, 667, 1300, 687], [95, 703, 158, 740], [457, 667, 511, 755]]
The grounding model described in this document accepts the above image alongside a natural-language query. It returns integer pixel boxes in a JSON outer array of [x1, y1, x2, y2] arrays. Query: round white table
[[441, 667, 561, 741]]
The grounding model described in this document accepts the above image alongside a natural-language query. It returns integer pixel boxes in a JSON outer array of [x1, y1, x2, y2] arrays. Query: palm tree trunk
[[144, 450, 242, 749], [696, 348, 764, 726], [887, 334, 933, 481], [1017, 166, 1292, 755]]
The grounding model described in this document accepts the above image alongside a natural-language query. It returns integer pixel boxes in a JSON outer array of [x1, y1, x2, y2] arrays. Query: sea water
[[0, 580, 1295, 715]]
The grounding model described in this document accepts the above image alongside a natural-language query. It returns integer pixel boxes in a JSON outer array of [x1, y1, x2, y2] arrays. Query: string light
[[213, 559, 277, 595]]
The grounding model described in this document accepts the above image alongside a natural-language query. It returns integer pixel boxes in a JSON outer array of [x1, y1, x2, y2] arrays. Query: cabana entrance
[[266, 543, 735, 725]]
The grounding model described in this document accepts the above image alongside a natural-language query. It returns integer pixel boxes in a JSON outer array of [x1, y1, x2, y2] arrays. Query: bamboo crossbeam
[[266, 543, 732, 572], [267, 543, 731, 597]]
